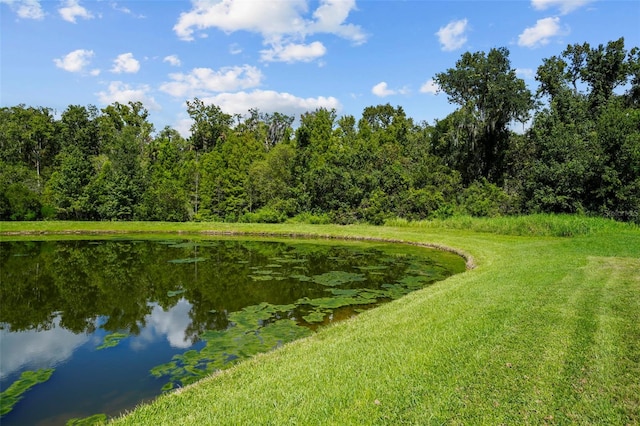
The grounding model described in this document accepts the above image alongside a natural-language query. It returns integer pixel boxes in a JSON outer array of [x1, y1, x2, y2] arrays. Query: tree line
[[1, 38, 638, 224]]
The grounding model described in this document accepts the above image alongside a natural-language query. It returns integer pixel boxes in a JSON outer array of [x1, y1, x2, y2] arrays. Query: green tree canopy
[[434, 47, 533, 184]]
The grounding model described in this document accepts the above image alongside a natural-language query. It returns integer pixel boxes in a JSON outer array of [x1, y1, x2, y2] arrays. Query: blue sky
[[1, 0, 639, 135]]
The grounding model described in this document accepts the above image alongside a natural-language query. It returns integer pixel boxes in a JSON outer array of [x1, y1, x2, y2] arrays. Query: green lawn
[[2, 216, 638, 425]]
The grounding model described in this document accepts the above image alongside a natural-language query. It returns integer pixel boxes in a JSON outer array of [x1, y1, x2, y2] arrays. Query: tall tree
[[198, 127, 265, 220], [517, 38, 640, 221], [248, 142, 297, 215], [434, 47, 533, 184], [0, 105, 59, 188], [59, 104, 101, 157], [44, 147, 94, 219], [81, 101, 154, 220], [360, 104, 411, 148], [582, 38, 629, 113], [186, 98, 233, 153], [139, 127, 191, 221]]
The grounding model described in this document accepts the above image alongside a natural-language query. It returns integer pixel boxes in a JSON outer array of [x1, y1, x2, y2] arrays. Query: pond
[[0, 236, 465, 425]]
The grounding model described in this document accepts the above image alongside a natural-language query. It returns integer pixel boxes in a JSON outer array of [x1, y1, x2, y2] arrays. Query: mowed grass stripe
[[567, 257, 640, 424]]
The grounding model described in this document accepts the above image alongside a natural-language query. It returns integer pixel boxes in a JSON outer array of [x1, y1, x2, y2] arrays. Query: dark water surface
[[0, 237, 465, 425]]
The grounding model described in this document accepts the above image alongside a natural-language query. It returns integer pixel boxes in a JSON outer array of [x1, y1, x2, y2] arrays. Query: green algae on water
[[97, 332, 128, 350], [302, 309, 328, 323], [0, 368, 55, 416], [312, 271, 366, 287], [151, 303, 310, 390]]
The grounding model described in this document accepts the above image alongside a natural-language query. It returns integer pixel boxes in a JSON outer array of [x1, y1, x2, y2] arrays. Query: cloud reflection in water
[[130, 298, 194, 350], [0, 317, 92, 379]]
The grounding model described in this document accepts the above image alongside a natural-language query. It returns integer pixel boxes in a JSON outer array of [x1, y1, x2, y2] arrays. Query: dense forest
[[1, 38, 638, 224]]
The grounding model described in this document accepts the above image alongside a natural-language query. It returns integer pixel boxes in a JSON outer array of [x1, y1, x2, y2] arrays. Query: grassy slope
[[2, 217, 638, 424]]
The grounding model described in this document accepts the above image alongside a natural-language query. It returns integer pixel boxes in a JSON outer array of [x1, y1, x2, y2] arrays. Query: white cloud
[[420, 79, 439, 95], [0, 0, 45, 19], [372, 81, 394, 97], [163, 54, 182, 67], [261, 41, 327, 63], [173, 0, 365, 63], [111, 52, 140, 73], [436, 18, 468, 51], [200, 89, 341, 117], [518, 17, 563, 48], [307, 0, 367, 44], [58, 0, 93, 23], [174, 0, 303, 41], [174, 0, 365, 42], [160, 65, 263, 98], [96, 81, 160, 110], [531, 0, 594, 14], [371, 81, 408, 97], [53, 49, 95, 73]]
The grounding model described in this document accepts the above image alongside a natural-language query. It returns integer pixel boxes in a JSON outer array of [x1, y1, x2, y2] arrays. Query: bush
[[287, 212, 331, 224], [460, 179, 510, 217], [329, 208, 360, 225], [396, 187, 446, 220], [267, 198, 299, 217], [360, 189, 391, 225], [4, 183, 42, 221], [239, 207, 286, 223]]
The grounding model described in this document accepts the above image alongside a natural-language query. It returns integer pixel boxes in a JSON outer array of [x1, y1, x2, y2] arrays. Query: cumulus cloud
[[436, 18, 468, 51], [0, 0, 45, 19], [531, 0, 594, 14], [58, 0, 93, 23], [53, 49, 95, 72], [174, 0, 304, 41], [173, 0, 366, 63], [111, 52, 140, 73], [372, 82, 394, 97], [96, 81, 159, 109], [159, 65, 263, 98], [420, 79, 439, 95], [163, 54, 182, 67], [261, 41, 327, 63], [371, 81, 408, 97], [518, 17, 563, 48], [174, 0, 364, 42], [200, 89, 341, 117], [307, 0, 366, 44]]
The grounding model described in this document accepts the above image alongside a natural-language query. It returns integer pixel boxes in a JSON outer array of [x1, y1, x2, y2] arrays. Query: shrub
[[460, 179, 510, 217], [4, 183, 42, 221], [287, 212, 331, 224], [239, 207, 286, 223]]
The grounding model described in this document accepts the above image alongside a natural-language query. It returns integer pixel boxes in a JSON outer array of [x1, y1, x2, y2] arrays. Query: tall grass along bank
[[2, 216, 639, 424]]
